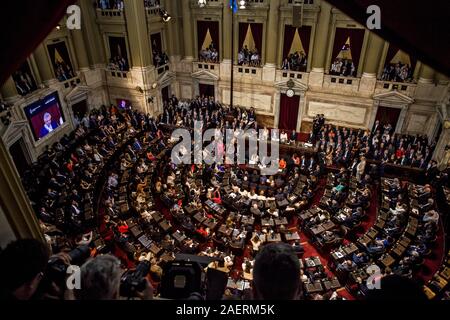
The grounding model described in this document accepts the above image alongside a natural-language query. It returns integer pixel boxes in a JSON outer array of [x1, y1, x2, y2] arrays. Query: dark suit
[[39, 121, 59, 138]]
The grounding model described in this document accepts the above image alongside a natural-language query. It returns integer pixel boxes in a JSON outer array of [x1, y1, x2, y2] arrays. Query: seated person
[[337, 260, 357, 272]]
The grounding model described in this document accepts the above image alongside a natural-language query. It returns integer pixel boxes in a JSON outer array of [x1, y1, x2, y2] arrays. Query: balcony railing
[[276, 69, 309, 84], [108, 70, 130, 78], [97, 9, 124, 17], [234, 66, 262, 80], [376, 80, 417, 96], [61, 77, 81, 90], [323, 74, 360, 92], [145, 6, 160, 15], [288, 0, 314, 4], [156, 64, 170, 75]]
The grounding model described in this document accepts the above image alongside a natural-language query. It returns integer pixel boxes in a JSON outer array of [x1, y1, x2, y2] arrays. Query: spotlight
[[56, 24, 61, 30], [198, 0, 206, 8], [239, 0, 246, 9], [159, 9, 171, 22]]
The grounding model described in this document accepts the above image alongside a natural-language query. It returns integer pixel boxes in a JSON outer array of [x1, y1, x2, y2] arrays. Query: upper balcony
[[276, 69, 309, 86], [375, 80, 417, 97], [96, 9, 125, 24], [323, 74, 361, 93]]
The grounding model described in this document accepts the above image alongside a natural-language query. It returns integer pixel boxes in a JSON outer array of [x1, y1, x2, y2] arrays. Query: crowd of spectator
[[55, 61, 75, 82], [281, 51, 307, 72], [238, 46, 261, 67], [330, 58, 356, 77], [199, 44, 219, 63], [153, 50, 169, 67], [108, 55, 129, 72], [13, 70, 36, 96], [381, 61, 413, 82], [309, 116, 437, 172], [97, 0, 124, 10]]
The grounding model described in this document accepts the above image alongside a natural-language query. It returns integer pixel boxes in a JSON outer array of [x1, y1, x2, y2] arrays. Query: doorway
[[9, 138, 31, 176], [375, 106, 401, 131], [199, 83, 215, 99], [161, 86, 170, 103], [71, 99, 88, 121], [279, 94, 300, 131]]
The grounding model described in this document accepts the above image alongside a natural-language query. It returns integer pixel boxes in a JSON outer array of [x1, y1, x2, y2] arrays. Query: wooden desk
[[274, 217, 289, 226], [285, 232, 301, 241], [266, 233, 282, 243], [380, 254, 396, 268], [194, 212, 207, 224], [218, 224, 233, 237], [261, 218, 275, 227]]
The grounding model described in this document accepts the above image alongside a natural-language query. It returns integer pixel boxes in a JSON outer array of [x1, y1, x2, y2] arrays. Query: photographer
[[252, 242, 302, 300], [0, 239, 53, 300], [75, 255, 153, 300]]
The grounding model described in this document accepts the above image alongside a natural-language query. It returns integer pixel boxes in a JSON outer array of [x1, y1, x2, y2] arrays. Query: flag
[[230, 0, 238, 13]]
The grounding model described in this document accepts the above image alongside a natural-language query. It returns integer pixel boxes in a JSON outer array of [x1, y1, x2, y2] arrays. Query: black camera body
[[47, 245, 91, 283], [120, 260, 151, 297]]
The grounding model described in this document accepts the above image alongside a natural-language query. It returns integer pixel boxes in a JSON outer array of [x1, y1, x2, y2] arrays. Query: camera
[[120, 260, 151, 298], [47, 245, 91, 282]]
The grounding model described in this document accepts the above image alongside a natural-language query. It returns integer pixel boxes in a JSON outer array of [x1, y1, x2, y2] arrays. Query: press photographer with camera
[[0, 239, 71, 300], [75, 254, 154, 300]]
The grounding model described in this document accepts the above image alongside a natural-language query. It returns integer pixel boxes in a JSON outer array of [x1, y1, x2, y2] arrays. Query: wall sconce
[[159, 9, 171, 22], [198, 0, 207, 8]]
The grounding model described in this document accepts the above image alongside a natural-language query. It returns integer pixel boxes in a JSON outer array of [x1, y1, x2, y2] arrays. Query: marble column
[[435, 72, 450, 85], [311, 0, 332, 72], [363, 32, 384, 75], [165, 0, 180, 57], [79, 0, 106, 66], [34, 43, 55, 82], [0, 77, 20, 103], [181, 0, 194, 60], [418, 63, 435, 84], [124, 0, 152, 67], [71, 29, 90, 71], [360, 32, 384, 92], [222, 0, 232, 61], [434, 123, 450, 170], [265, 0, 280, 66], [309, 0, 332, 87], [0, 139, 44, 242]]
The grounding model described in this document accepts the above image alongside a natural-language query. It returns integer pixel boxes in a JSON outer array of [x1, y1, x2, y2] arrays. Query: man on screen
[[39, 112, 59, 138]]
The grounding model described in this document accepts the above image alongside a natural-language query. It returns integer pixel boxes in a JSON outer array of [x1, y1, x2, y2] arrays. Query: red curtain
[[238, 23, 263, 54], [250, 23, 263, 54], [375, 106, 401, 128], [282, 25, 297, 60], [299, 26, 312, 56], [238, 23, 248, 50], [279, 94, 300, 131], [332, 28, 365, 69], [197, 20, 220, 57]]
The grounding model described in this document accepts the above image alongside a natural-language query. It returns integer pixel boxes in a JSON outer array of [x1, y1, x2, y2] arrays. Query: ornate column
[[435, 121, 450, 170], [435, 72, 450, 85], [34, 43, 55, 83], [309, 0, 332, 86], [181, 0, 194, 61], [165, 0, 180, 59], [0, 77, 21, 104], [124, 0, 152, 67], [222, 0, 232, 61], [418, 63, 436, 84], [79, 0, 106, 66], [265, 0, 280, 66], [70, 29, 90, 71], [0, 139, 44, 242], [360, 32, 384, 92]]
